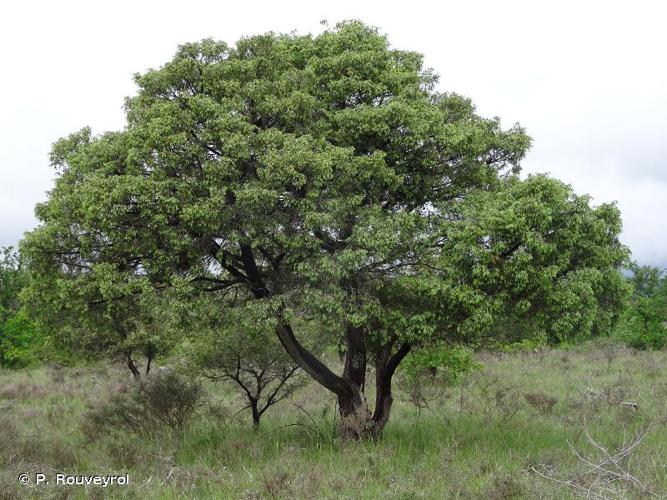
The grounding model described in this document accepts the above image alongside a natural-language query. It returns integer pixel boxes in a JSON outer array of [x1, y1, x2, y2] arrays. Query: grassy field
[[1, 340, 666, 499]]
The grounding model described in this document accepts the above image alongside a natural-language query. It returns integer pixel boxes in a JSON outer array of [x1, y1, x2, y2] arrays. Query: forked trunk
[[370, 343, 411, 438], [126, 353, 141, 379], [273, 311, 410, 440], [338, 384, 370, 440]]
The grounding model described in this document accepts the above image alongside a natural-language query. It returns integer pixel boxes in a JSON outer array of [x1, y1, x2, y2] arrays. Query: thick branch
[[274, 316, 353, 399]]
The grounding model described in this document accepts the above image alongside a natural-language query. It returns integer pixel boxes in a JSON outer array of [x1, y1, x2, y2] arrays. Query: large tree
[[22, 21, 628, 438]]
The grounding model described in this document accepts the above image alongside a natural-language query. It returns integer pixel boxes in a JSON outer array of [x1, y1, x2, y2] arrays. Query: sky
[[1, 0, 665, 266]]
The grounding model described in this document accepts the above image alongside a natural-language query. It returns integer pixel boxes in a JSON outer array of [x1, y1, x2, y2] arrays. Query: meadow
[[1, 340, 665, 499]]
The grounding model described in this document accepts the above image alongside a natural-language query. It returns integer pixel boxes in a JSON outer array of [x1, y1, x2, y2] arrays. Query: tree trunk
[[338, 385, 370, 440], [145, 344, 156, 376], [371, 343, 411, 438], [337, 323, 371, 438], [126, 353, 141, 379], [275, 317, 375, 439], [274, 318, 353, 397], [242, 245, 374, 439], [343, 324, 366, 390], [250, 399, 261, 428]]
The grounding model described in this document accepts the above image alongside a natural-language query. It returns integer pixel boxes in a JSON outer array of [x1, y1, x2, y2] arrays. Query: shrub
[[401, 343, 480, 383], [399, 344, 480, 416], [613, 264, 667, 350], [0, 310, 44, 368], [188, 305, 308, 427], [615, 314, 666, 350], [524, 391, 558, 415], [84, 370, 204, 436]]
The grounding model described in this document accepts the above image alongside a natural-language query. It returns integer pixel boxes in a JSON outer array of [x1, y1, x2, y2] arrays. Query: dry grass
[[0, 340, 665, 498]]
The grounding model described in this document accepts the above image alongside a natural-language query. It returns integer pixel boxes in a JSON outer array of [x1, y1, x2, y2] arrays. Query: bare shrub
[[587, 381, 639, 411], [0, 381, 46, 400], [83, 370, 204, 436], [524, 392, 558, 416], [471, 375, 522, 425], [487, 474, 524, 500], [193, 329, 307, 427], [531, 423, 655, 499], [263, 470, 292, 498]]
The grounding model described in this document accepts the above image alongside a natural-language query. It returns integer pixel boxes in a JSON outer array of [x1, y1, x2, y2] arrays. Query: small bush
[[0, 310, 44, 368], [524, 392, 558, 415], [84, 370, 204, 436], [487, 475, 524, 500]]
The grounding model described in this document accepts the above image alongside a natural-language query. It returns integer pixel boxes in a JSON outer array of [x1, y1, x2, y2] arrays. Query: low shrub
[[84, 370, 204, 437]]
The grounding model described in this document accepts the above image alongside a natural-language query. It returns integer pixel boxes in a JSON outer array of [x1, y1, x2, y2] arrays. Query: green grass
[[1, 340, 666, 499]]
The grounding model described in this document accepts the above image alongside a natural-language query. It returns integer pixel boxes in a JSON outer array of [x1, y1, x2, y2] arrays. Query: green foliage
[[21, 21, 530, 343], [384, 175, 630, 351], [0, 310, 43, 368], [187, 302, 308, 425], [614, 264, 667, 350], [20, 21, 629, 423], [499, 338, 547, 354], [0, 247, 29, 322], [400, 343, 480, 383], [0, 247, 47, 368]]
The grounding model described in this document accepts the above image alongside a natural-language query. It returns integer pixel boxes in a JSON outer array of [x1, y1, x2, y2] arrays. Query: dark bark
[[234, 242, 382, 439], [371, 343, 411, 437], [274, 318, 352, 398], [250, 398, 260, 427], [337, 323, 371, 439], [126, 352, 141, 379], [342, 324, 367, 391], [337, 384, 370, 440], [145, 344, 156, 375]]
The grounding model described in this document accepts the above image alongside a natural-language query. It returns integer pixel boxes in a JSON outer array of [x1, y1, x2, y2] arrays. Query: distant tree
[[22, 21, 628, 438], [0, 247, 44, 367], [20, 271, 179, 377], [615, 263, 666, 349], [0, 247, 29, 323]]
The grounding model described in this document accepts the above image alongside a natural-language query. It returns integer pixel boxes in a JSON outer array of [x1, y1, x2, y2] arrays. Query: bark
[[145, 344, 156, 376], [337, 385, 370, 440], [371, 343, 411, 438], [274, 318, 352, 398], [250, 399, 261, 427], [275, 318, 373, 439], [338, 323, 371, 438], [342, 324, 366, 391], [235, 243, 381, 439], [126, 352, 141, 379]]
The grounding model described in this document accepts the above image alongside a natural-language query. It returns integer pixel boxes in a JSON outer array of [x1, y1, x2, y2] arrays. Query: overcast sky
[[1, 0, 665, 266]]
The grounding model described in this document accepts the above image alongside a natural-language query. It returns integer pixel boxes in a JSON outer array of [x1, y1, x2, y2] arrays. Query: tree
[[0, 247, 29, 323], [614, 263, 666, 349], [0, 247, 44, 367], [22, 21, 628, 438], [189, 305, 307, 427], [20, 267, 180, 377]]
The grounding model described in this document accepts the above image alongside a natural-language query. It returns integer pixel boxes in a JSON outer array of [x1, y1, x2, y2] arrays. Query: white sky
[[1, 0, 665, 266]]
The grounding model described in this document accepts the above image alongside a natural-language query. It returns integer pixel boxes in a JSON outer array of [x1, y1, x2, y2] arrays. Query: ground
[[0, 339, 665, 499]]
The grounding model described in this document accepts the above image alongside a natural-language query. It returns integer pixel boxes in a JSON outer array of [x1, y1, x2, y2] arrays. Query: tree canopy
[[22, 21, 628, 438]]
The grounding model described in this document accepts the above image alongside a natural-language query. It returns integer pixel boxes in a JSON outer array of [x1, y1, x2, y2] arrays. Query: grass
[[1, 339, 666, 499]]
